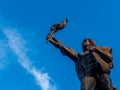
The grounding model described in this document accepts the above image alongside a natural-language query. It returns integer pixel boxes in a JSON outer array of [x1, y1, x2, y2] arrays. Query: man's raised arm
[[46, 34, 78, 62]]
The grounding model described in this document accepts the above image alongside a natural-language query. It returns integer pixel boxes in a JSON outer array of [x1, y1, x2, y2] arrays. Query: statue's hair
[[82, 38, 96, 52]]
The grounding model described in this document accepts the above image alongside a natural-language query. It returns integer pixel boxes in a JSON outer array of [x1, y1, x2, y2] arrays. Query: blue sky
[[0, 0, 120, 90]]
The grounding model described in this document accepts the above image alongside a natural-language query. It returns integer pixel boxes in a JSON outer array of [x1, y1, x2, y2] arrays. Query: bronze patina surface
[[46, 18, 116, 90]]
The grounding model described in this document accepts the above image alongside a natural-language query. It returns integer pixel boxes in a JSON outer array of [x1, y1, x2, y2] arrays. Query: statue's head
[[82, 38, 96, 52]]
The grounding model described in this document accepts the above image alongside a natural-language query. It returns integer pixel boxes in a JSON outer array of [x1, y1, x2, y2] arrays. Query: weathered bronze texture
[[46, 18, 116, 90]]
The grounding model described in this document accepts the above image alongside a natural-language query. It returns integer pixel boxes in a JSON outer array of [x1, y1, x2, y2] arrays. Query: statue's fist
[[46, 33, 52, 41], [89, 46, 96, 52]]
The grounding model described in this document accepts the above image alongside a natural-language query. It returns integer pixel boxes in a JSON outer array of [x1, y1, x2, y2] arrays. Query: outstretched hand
[[46, 33, 53, 42]]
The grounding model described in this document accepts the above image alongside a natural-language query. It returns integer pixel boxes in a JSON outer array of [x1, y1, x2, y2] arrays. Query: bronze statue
[[46, 18, 116, 90]]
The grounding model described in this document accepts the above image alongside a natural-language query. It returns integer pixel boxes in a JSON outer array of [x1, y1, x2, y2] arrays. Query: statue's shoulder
[[97, 46, 112, 53]]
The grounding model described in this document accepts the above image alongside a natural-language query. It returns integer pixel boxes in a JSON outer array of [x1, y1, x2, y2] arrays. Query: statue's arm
[[46, 34, 78, 62]]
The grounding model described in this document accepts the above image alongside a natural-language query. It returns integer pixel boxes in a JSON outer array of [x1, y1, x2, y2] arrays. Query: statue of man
[[46, 19, 116, 90]]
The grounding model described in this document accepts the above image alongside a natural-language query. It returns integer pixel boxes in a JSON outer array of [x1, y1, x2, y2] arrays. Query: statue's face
[[82, 39, 90, 46], [82, 39, 92, 52]]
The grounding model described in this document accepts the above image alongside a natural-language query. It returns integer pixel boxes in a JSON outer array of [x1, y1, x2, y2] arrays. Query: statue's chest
[[75, 53, 99, 80], [77, 53, 97, 68]]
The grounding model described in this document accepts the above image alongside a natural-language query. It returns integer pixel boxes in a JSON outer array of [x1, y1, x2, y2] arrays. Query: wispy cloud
[[3, 29, 56, 90], [0, 40, 8, 69]]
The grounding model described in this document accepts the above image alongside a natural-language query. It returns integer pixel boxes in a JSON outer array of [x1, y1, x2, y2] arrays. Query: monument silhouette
[[46, 18, 116, 90]]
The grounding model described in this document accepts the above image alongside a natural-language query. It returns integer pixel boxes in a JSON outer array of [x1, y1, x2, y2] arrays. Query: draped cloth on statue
[[75, 46, 115, 90]]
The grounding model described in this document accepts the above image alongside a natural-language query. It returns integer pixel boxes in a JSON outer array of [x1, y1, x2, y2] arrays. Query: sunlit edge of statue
[[46, 18, 117, 90]]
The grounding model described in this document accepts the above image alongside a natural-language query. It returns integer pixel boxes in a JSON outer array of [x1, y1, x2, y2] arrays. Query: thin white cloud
[[3, 29, 56, 90], [0, 40, 8, 69]]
